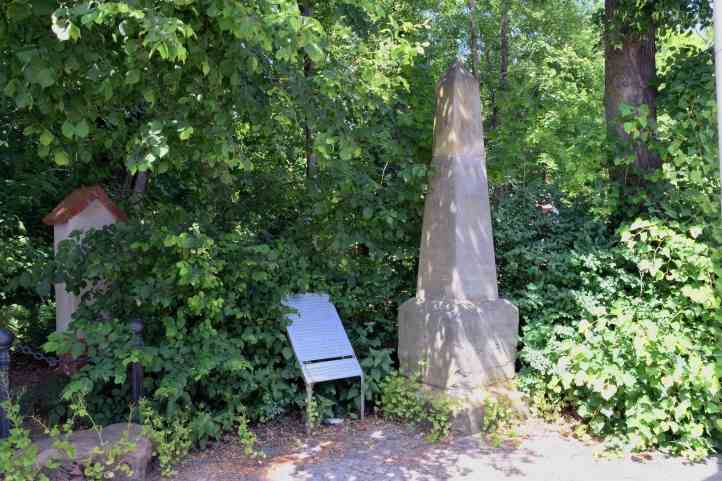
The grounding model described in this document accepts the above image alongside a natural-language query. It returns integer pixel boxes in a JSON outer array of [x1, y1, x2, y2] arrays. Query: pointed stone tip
[[440, 59, 475, 86], [450, 57, 465, 69]]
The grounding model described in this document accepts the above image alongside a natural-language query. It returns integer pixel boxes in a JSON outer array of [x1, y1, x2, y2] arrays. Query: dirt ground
[[148, 415, 722, 481]]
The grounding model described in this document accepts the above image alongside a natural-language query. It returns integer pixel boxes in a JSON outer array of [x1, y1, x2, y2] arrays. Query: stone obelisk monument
[[398, 61, 519, 431]]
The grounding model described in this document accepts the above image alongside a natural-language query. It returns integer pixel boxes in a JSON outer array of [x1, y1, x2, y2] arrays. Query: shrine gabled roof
[[42, 185, 128, 225]]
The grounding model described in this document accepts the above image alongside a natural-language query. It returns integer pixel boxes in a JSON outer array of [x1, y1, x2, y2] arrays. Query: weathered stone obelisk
[[398, 61, 519, 430]]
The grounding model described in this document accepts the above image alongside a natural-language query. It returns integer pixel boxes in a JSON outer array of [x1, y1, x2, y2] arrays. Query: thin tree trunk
[[468, 0, 480, 79], [604, 0, 660, 186], [491, 0, 509, 129], [499, 3, 509, 92], [485, 44, 496, 130], [300, 0, 317, 179], [132, 171, 149, 195], [122, 169, 133, 198]]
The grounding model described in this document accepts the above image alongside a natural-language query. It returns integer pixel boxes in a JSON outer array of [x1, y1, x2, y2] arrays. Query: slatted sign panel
[[284, 293, 363, 384]]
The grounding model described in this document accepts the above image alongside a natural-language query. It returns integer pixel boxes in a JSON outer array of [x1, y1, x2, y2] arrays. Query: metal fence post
[[0, 328, 14, 439], [129, 319, 144, 405]]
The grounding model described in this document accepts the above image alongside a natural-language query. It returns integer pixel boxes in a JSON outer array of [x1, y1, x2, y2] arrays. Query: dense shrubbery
[[490, 40, 722, 459], [42, 201, 411, 443], [496, 184, 722, 458], [505, 196, 722, 458], [0, 214, 54, 346]]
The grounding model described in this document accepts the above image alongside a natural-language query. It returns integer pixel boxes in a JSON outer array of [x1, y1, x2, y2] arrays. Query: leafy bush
[[525, 219, 720, 458], [0, 401, 65, 481], [44, 204, 407, 442], [0, 215, 53, 347], [379, 371, 454, 442], [497, 182, 722, 459], [481, 396, 518, 448], [379, 372, 426, 423], [45, 210, 308, 429], [140, 400, 193, 477]]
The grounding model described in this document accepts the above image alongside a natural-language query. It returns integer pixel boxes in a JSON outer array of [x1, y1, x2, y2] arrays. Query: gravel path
[[155, 417, 722, 481]]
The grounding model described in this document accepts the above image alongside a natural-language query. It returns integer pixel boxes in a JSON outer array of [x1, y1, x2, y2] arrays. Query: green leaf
[[37, 68, 55, 88], [304, 43, 324, 63], [54, 150, 70, 166], [143, 89, 156, 104], [179, 127, 194, 141], [75, 119, 90, 139], [126, 69, 141, 85], [600, 384, 617, 401], [39, 130, 54, 146], [62, 120, 75, 139], [681, 285, 716, 307]]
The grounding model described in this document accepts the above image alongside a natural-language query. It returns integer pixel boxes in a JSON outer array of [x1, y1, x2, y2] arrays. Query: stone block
[[398, 297, 519, 389], [34, 423, 152, 481]]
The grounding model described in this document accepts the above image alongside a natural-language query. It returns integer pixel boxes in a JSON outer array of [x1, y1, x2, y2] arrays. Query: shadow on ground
[[260, 421, 541, 481], [152, 416, 722, 481]]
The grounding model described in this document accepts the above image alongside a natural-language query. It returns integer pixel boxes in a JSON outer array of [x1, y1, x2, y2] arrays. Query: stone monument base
[[424, 383, 529, 435], [398, 297, 519, 389]]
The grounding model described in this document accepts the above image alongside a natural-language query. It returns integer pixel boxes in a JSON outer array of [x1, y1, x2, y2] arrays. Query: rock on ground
[[34, 422, 152, 481]]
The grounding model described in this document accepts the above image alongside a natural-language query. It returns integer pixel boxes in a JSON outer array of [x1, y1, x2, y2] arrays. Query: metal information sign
[[283, 293, 365, 431]]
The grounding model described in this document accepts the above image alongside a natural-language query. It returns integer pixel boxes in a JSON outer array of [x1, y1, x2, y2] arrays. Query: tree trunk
[[604, 0, 660, 185], [300, 0, 317, 179], [491, 0, 509, 129], [468, 0, 480, 79], [132, 171, 149, 195], [486, 45, 497, 130], [499, 4, 509, 92]]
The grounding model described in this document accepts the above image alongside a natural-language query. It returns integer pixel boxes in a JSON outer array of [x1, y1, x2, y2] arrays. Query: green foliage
[[44, 213, 303, 427], [426, 394, 455, 443], [0, 215, 53, 346], [1, 0, 426, 179], [505, 190, 721, 459], [2, 0, 721, 463], [486, 2, 605, 191], [82, 431, 137, 481], [379, 372, 426, 423], [68, 396, 139, 481], [379, 371, 454, 442], [0, 397, 141, 481], [508, 35, 722, 459], [140, 400, 193, 477], [0, 401, 64, 481], [42, 200, 410, 440], [525, 219, 720, 458], [305, 396, 321, 432], [602, 0, 711, 39], [236, 411, 259, 458], [481, 396, 517, 448]]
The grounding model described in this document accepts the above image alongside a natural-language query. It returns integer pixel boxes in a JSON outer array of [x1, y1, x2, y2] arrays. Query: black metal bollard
[[0, 328, 14, 439], [129, 319, 144, 405]]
